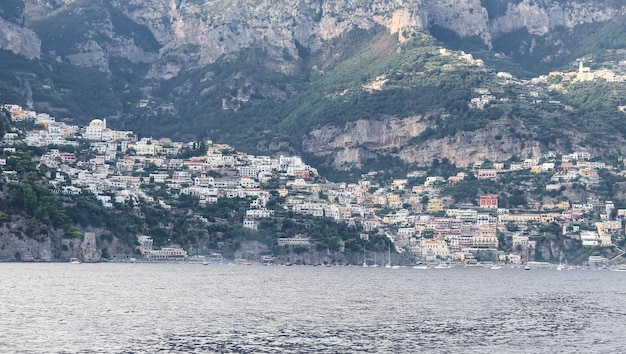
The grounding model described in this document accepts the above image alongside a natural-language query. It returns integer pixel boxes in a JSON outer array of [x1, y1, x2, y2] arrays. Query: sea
[[1, 263, 625, 354]]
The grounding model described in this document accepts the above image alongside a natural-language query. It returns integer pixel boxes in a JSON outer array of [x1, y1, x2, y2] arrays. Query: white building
[[85, 119, 106, 140]]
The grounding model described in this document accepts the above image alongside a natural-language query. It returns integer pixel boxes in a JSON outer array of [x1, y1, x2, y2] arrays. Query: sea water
[[1, 263, 625, 353]]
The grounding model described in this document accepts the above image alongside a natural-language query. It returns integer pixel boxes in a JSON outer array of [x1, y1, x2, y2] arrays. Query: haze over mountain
[[3, 0, 626, 176]]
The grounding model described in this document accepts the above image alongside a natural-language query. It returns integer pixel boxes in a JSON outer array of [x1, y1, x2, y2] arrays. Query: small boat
[[491, 254, 503, 269], [556, 264, 565, 271], [362, 246, 368, 267], [69, 258, 81, 264], [524, 265, 531, 270], [434, 263, 450, 269], [413, 264, 428, 269], [202, 261, 209, 266]]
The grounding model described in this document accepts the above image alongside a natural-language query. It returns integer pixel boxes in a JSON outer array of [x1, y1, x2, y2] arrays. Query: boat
[[556, 264, 565, 271], [69, 258, 81, 264], [524, 265, 531, 270], [490, 253, 503, 269], [202, 261, 209, 266], [434, 262, 450, 269], [413, 264, 428, 269], [371, 252, 379, 267], [208, 253, 224, 264], [362, 246, 368, 268], [261, 255, 275, 266]]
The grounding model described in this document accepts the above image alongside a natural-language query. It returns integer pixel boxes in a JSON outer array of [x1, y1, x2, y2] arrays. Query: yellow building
[[472, 225, 498, 248], [388, 194, 401, 204], [555, 201, 570, 210], [427, 198, 444, 212]]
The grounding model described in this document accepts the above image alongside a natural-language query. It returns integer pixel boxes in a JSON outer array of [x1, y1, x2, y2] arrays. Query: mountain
[[3, 0, 626, 176]]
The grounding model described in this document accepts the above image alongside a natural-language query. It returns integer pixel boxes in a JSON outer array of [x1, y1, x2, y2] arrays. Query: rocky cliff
[[13, 0, 623, 77], [0, 16, 40, 59]]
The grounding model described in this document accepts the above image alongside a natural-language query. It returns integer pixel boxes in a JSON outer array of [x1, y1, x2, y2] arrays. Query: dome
[[89, 119, 104, 127]]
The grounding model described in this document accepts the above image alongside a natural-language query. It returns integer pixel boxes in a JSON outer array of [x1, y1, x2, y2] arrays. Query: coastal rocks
[[0, 232, 53, 262], [0, 223, 105, 262]]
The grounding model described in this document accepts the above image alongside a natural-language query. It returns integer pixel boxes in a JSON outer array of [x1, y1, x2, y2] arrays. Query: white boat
[[434, 263, 450, 269], [362, 246, 368, 267], [491, 254, 503, 269], [385, 244, 391, 268], [69, 258, 81, 264], [556, 264, 565, 271], [413, 263, 428, 269]]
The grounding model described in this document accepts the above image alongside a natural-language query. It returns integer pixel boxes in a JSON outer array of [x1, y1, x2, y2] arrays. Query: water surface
[[1, 264, 624, 353]]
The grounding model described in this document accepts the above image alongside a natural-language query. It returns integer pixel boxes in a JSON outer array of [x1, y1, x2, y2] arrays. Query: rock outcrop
[[0, 16, 40, 59]]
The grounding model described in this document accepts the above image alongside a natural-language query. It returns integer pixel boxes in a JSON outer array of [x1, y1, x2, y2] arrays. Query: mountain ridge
[[2, 0, 626, 175]]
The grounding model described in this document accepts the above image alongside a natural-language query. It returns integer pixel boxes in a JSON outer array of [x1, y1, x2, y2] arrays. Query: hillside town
[[1, 103, 625, 267]]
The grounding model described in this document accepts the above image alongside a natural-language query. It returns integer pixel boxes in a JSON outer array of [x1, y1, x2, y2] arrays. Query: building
[[427, 198, 444, 213], [137, 235, 187, 259], [472, 225, 498, 248], [243, 218, 259, 230], [477, 169, 497, 180], [580, 231, 600, 246], [479, 194, 498, 209], [277, 235, 311, 246], [85, 119, 106, 140], [418, 239, 450, 260]]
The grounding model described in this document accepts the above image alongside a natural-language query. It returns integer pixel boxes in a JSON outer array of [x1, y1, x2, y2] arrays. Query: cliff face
[[0, 16, 40, 59], [302, 114, 625, 169], [116, 0, 624, 79], [489, 1, 623, 37], [0, 233, 54, 262], [0, 215, 106, 262], [17, 0, 625, 77]]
